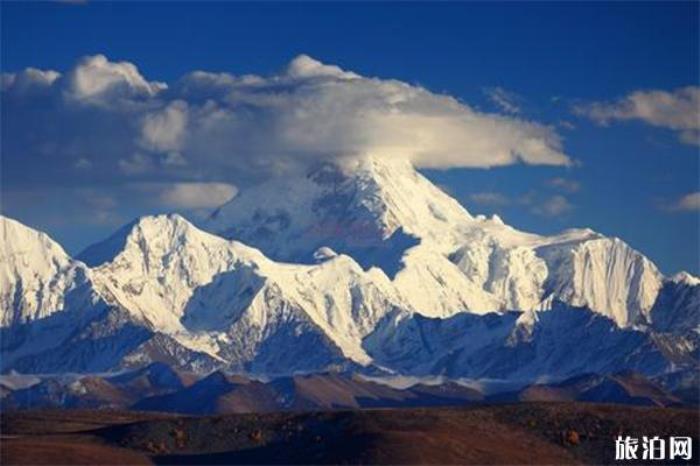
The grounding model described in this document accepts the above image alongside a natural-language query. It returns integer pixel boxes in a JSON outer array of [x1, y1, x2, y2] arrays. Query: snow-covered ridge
[[204, 157, 667, 326], [0, 216, 98, 327], [671, 271, 700, 287], [72, 213, 412, 367], [83, 214, 270, 334], [206, 157, 475, 263], [0, 156, 697, 378]]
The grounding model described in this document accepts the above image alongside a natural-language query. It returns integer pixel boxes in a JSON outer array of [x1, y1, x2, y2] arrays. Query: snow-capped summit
[[313, 246, 338, 262], [203, 157, 665, 326], [0, 216, 98, 327], [83, 214, 269, 335], [206, 157, 474, 264], [0, 157, 697, 381], [74, 213, 412, 370], [670, 271, 700, 287]]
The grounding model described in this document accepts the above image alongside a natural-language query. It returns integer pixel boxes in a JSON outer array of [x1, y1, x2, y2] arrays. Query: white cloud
[[65, 54, 166, 101], [531, 195, 574, 217], [668, 192, 700, 212], [483, 86, 522, 114], [2, 54, 571, 179], [155, 182, 238, 209], [172, 55, 571, 171], [467, 190, 575, 218], [140, 100, 188, 152], [2, 53, 573, 222], [547, 177, 581, 193], [1, 68, 61, 93], [286, 54, 359, 80], [574, 87, 700, 146], [468, 192, 511, 206]]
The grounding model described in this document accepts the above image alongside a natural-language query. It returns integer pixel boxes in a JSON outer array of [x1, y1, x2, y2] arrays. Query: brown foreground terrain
[[1, 403, 698, 465]]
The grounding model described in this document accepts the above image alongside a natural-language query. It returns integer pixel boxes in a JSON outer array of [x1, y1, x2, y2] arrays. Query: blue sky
[[1, 1, 698, 275]]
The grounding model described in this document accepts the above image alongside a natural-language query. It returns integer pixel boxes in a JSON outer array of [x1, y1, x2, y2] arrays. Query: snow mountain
[[79, 214, 411, 372], [0, 216, 220, 374], [1, 157, 697, 384], [0, 217, 98, 327], [207, 157, 665, 327]]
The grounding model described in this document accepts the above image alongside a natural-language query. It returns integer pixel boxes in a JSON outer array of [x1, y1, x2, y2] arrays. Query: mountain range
[[2, 365, 688, 413], [1, 157, 698, 402]]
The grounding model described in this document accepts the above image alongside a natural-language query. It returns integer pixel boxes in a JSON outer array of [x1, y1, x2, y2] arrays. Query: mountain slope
[[77, 214, 415, 373], [650, 272, 700, 333], [499, 371, 682, 407], [0, 216, 226, 374], [207, 158, 475, 262], [0, 216, 124, 372], [1, 154, 697, 383], [364, 302, 690, 380], [204, 157, 666, 326], [0, 216, 99, 327]]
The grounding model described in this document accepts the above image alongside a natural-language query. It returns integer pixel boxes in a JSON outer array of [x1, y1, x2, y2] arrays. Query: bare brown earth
[[1, 403, 698, 465]]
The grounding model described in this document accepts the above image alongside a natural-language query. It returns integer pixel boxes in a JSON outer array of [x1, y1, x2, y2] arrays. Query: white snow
[[1, 156, 696, 377], [203, 156, 666, 327], [671, 271, 700, 286], [0, 216, 99, 327], [80, 214, 411, 365], [313, 247, 338, 262]]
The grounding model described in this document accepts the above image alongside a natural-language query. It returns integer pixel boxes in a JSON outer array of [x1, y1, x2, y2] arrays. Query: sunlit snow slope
[[1, 157, 697, 379]]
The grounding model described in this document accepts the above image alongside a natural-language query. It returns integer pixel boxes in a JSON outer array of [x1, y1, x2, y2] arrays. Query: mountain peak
[[670, 271, 700, 286], [134, 212, 189, 228], [123, 213, 202, 247], [1, 215, 70, 260], [79, 213, 216, 267], [1, 215, 96, 327], [2, 195, 698, 381], [205, 156, 474, 265]]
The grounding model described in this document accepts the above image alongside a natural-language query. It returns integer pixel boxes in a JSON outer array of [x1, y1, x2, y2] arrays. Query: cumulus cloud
[[140, 100, 188, 153], [1, 68, 60, 93], [667, 192, 700, 212], [574, 87, 700, 146], [286, 54, 360, 80], [2, 54, 571, 180], [65, 54, 166, 102], [173, 55, 571, 173], [2, 53, 573, 231]]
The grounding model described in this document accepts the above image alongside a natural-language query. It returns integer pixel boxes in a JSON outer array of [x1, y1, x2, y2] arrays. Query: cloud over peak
[[2, 54, 571, 186], [1, 52, 574, 232]]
